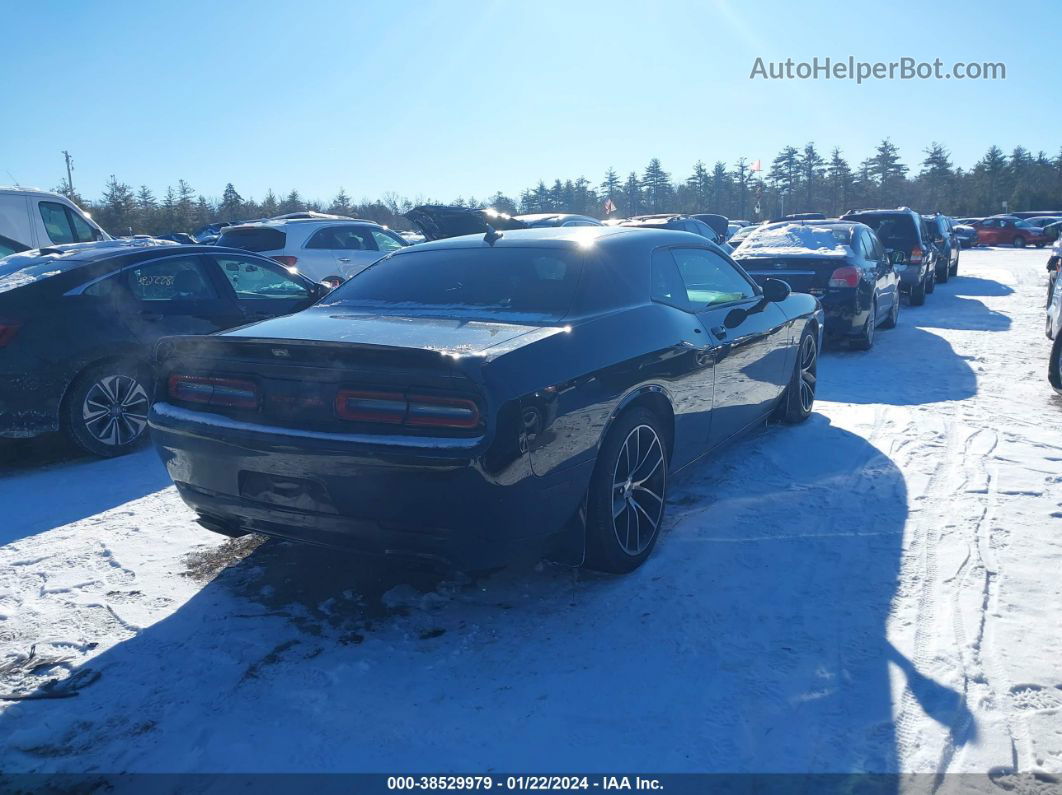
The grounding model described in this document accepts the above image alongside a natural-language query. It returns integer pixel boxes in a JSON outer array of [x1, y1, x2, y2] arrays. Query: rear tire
[[584, 407, 669, 574], [851, 300, 876, 351], [1013, 236, 1026, 248], [1050, 335, 1062, 397], [910, 275, 927, 306], [925, 269, 936, 294], [64, 361, 152, 458], [776, 325, 817, 423], [937, 263, 949, 284], [880, 293, 900, 329]]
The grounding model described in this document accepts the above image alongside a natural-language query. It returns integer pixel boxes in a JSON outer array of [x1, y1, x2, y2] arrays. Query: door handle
[[710, 326, 727, 339], [337, 257, 352, 263]]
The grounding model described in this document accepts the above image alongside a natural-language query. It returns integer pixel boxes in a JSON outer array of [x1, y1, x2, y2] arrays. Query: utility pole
[[62, 150, 74, 195]]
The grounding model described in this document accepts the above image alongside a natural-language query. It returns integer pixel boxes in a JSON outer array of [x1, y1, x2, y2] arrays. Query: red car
[[973, 216, 1051, 248]]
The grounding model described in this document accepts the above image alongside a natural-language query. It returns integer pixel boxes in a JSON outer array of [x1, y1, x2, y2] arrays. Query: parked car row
[[1, 185, 1052, 574]]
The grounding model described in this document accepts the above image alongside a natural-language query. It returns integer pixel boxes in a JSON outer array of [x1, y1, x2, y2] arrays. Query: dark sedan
[[149, 226, 823, 573], [0, 239, 326, 456], [733, 220, 900, 350], [404, 205, 601, 241], [923, 213, 960, 281]]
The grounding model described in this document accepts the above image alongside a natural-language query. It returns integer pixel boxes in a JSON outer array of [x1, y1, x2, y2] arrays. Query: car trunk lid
[[735, 254, 849, 294]]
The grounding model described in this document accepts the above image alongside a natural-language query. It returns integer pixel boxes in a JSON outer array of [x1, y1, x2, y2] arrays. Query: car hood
[[404, 205, 531, 241], [221, 306, 567, 359]]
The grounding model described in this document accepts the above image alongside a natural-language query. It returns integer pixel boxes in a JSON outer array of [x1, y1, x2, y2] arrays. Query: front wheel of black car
[[585, 407, 669, 574], [937, 263, 949, 284], [925, 269, 936, 294], [776, 326, 817, 423], [65, 362, 152, 457]]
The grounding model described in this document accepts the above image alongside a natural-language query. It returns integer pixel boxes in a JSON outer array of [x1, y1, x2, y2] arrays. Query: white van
[[0, 186, 110, 249]]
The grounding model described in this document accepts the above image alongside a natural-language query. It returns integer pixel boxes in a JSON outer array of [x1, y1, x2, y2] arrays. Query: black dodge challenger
[[149, 226, 823, 573]]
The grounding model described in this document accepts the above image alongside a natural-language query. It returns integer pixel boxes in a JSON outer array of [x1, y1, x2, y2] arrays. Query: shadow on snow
[[0, 415, 974, 779]]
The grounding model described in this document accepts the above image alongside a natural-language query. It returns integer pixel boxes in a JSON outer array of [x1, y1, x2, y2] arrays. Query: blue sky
[[3, 0, 1060, 204]]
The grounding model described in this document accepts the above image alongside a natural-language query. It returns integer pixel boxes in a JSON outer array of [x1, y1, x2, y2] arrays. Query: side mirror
[[320, 275, 344, 290], [761, 278, 790, 303]]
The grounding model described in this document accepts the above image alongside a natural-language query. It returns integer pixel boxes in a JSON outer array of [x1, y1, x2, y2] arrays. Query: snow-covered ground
[[0, 248, 1059, 778]]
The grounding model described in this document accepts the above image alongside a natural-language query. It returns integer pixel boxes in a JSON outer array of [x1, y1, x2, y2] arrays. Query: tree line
[[60, 138, 1062, 237]]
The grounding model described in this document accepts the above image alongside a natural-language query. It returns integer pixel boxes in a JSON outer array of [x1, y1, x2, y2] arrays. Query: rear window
[[741, 223, 853, 255], [217, 227, 287, 252], [326, 247, 585, 318], [844, 213, 918, 249]]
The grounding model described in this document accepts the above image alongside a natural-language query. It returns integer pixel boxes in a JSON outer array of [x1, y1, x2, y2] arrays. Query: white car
[[216, 216, 408, 282], [0, 186, 109, 249]]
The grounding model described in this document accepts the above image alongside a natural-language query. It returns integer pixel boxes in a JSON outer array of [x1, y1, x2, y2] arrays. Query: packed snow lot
[[0, 248, 1059, 778]]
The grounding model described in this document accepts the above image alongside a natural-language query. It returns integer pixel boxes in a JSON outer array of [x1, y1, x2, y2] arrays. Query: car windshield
[[741, 223, 853, 255], [326, 246, 585, 319]]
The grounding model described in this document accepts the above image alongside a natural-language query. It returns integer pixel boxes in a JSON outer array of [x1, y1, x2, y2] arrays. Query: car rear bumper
[[149, 402, 588, 568], [819, 291, 869, 338]]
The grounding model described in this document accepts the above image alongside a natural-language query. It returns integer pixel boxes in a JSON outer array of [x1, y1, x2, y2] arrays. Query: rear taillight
[[828, 266, 860, 288], [910, 246, 923, 264], [272, 255, 298, 270], [0, 322, 20, 348], [335, 389, 480, 430], [168, 375, 259, 409], [334, 390, 406, 424], [406, 394, 480, 429]]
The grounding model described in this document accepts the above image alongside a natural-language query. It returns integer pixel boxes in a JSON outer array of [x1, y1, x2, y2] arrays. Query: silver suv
[[216, 215, 407, 282]]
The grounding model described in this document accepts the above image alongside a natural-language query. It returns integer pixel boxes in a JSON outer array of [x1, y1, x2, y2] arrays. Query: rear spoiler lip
[[153, 333, 481, 364]]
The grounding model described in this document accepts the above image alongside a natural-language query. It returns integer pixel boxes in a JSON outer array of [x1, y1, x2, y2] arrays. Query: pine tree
[[798, 143, 826, 211], [220, 183, 243, 220], [973, 145, 1008, 213], [826, 148, 854, 215], [135, 186, 157, 233], [920, 143, 953, 210], [330, 188, 353, 216], [641, 158, 672, 213], [768, 146, 801, 213], [863, 138, 908, 205], [686, 161, 711, 211], [622, 171, 642, 216], [99, 175, 136, 235], [600, 168, 621, 206], [488, 191, 518, 215], [279, 190, 304, 215], [174, 179, 196, 231], [260, 190, 279, 217]]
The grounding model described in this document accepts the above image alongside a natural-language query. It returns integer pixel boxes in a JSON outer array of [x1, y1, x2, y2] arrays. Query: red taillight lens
[[828, 266, 860, 288], [406, 394, 480, 429], [272, 255, 298, 269], [335, 389, 480, 430], [910, 246, 923, 264], [168, 375, 259, 409], [0, 322, 20, 348], [335, 390, 406, 424]]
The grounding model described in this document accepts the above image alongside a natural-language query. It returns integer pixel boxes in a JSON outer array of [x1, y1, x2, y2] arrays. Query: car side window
[[38, 201, 100, 244], [851, 231, 866, 259], [650, 248, 691, 311], [39, 201, 76, 243], [671, 247, 756, 308], [369, 229, 405, 253], [214, 255, 310, 300], [869, 231, 886, 261], [126, 256, 218, 301]]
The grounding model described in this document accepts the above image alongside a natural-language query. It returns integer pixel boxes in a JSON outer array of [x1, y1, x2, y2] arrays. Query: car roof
[[0, 238, 276, 276], [389, 224, 708, 252], [0, 185, 70, 199], [224, 217, 384, 232]]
